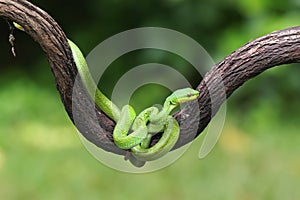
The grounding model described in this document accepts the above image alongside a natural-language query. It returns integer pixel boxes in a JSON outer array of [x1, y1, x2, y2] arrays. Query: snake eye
[[170, 99, 178, 106]]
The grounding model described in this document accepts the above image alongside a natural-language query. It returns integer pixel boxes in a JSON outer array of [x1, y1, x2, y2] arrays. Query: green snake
[[13, 22, 200, 167]]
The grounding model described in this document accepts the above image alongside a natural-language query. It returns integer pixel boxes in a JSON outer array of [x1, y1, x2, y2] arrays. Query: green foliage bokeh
[[0, 0, 300, 199]]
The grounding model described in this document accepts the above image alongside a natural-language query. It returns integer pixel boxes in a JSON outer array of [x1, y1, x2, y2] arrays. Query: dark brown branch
[[173, 26, 300, 148], [1, 0, 300, 155], [0, 0, 122, 155]]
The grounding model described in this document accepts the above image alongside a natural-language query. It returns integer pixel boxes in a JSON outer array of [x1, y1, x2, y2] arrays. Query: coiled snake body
[[14, 22, 199, 167]]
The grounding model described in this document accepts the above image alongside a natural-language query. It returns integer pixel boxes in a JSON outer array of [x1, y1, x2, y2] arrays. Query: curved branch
[[0, 0, 122, 154], [173, 26, 300, 148], [1, 0, 300, 154]]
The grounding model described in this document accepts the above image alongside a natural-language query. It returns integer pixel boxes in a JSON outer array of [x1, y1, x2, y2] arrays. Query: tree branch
[[173, 26, 300, 148], [0, 0, 122, 155], [1, 0, 300, 155]]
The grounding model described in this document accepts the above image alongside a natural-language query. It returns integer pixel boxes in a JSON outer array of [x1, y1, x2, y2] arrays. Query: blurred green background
[[1, 0, 300, 199]]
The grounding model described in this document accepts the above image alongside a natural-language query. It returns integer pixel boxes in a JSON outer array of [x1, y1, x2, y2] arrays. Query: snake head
[[164, 88, 199, 113]]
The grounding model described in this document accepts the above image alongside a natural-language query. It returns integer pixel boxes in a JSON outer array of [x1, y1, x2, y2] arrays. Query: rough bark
[[0, 0, 122, 154], [1, 0, 300, 155]]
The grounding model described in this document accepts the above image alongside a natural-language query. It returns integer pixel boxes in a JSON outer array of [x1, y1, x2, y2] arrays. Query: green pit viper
[[13, 22, 199, 167]]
